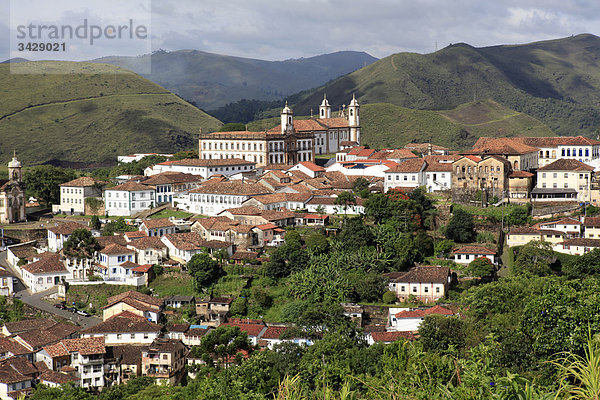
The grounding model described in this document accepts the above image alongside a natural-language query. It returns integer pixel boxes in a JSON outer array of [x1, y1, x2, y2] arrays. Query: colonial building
[[198, 96, 360, 167], [0, 154, 26, 224], [104, 182, 156, 217], [54, 177, 106, 216], [467, 137, 538, 171], [508, 136, 600, 167], [452, 155, 511, 201], [533, 159, 593, 203]]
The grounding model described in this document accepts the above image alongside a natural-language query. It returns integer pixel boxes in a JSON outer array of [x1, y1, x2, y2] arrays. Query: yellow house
[[534, 159, 593, 202], [584, 217, 600, 238], [506, 227, 565, 247]]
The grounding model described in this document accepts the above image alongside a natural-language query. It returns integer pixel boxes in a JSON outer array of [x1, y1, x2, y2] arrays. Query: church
[[198, 95, 360, 166], [0, 154, 26, 224]]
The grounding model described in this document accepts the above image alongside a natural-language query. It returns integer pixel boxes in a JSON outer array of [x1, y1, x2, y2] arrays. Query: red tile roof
[[100, 243, 134, 255], [509, 170, 534, 178], [386, 158, 426, 173], [452, 245, 496, 255], [60, 176, 107, 187], [537, 158, 594, 172], [83, 311, 161, 334], [48, 222, 90, 235], [371, 331, 416, 343], [43, 337, 105, 357], [140, 218, 176, 230], [395, 305, 454, 318], [297, 161, 325, 172], [21, 253, 67, 274], [388, 266, 450, 284], [108, 182, 154, 192], [221, 322, 265, 337]]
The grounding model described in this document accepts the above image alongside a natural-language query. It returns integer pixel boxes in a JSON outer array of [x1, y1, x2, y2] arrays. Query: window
[[564, 173, 568, 178], [436, 287, 440, 293], [412, 286, 417, 293], [400, 286, 405, 292], [424, 286, 429, 293], [553, 173, 558, 178], [116, 334, 122, 339], [130, 334, 135, 339]]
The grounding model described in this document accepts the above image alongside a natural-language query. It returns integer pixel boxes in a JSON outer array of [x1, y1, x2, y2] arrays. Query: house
[[2, 319, 58, 338], [161, 232, 233, 263], [258, 326, 312, 349], [305, 196, 365, 215], [141, 339, 187, 385], [468, 137, 539, 171], [452, 155, 511, 202], [295, 214, 329, 227], [538, 217, 582, 238], [0, 357, 38, 400], [508, 170, 535, 200], [584, 217, 600, 238], [384, 158, 427, 192], [104, 182, 156, 217], [145, 158, 256, 179], [182, 326, 209, 347], [221, 319, 267, 346], [5, 242, 37, 268], [103, 291, 163, 323], [37, 337, 106, 389], [81, 311, 162, 345], [327, 159, 396, 178], [0, 268, 14, 297], [96, 244, 140, 285], [191, 217, 256, 249], [126, 236, 167, 266], [506, 227, 565, 247], [124, 231, 148, 242], [241, 193, 312, 212], [164, 296, 195, 309], [186, 181, 271, 216], [0, 337, 30, 361], [287, 161, 325, 178], [196, 297, 233, 326], [20, 253, 69, 294], [533, 159, 593, 203], [366, 331, 416, 345], [12, 322, 79, 354], [508, 136, 600, 167], [47, 222, 90, 252], [554, 238, 600, 256], [53, 177, 106, 215], [388, 305, 454, 332], [139, 172, 202, 205], [166, 324, 189, 341], [386, 266, 451, 303], [139, 218, 177, 237], [110, 345, 147, 384], [423, 155, 457, 192], [452, 245, 497, 265], [35, 363, 78, 388]]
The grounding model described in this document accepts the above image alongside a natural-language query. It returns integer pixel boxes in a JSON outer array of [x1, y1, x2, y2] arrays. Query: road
[[0, 251, 101, 329]]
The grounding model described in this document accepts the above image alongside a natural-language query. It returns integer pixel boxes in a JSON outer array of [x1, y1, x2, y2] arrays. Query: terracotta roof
[[561, 238, 600, 247], [97, 235, 127, 248], [83, 312, 161, 335], [15, 324, 78, 350], [297, 161, 325, 172], [43, 337, 105, 357], [60, 176, 107, 187], [371, 331, 416, 343], [462, 155, 483, 163], [221, 322, 266, 337], [157, 158, 255, 167], [389, 266, 450, 284], [0, 337, 30, 356], [248, 193, 312, 205], [452, 245, 496, 255], [3, 319, 56, 335], [255, 223, 278, 230], [222, 206, 263, 216], [261, 326, 290, 340], [584, 217, 600, 227], [231, 251, 259, 260], [0, 358, 36, 384], [470, 137, 539, 155], [140, 218, 176, 230], [140, 172, 202, 185], [386, 158, 426, 173], [540, 217, 582, 226], [168, 324, 189, 333], [38, 367, 78, 385], [107, 182, 154, 192], [395, 305, 454, 318], [508, 135, 600, 147], [132, 264, 154, 273], [100, 243, 134, 255], [162, 232, 230, 251], [47, 222, 90, 236], [260, 209, 297, 221], [106, 291, 163, 309], [127, 236, 166, 250], [210, 297, 233, 305], [301, 214, 328, 220], [190, 182, 271, 196], [404, 143, 449, 152], [509, 170, 534, 178], [537, 159, 594, 172], [6, 244, 38, 262], [21, 253, 67, 274], [508, 227, 542, 235], [124, 231, 148, 239]]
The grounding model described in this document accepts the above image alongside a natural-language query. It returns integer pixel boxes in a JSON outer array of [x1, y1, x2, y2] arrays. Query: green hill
[[248, 99, 554, 150], [0, 62, 221, 167], [93, 50, 377, 111], [289, 34, 600, 137]]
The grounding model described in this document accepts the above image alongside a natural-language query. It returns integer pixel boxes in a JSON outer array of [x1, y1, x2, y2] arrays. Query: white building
[[388, 305, 454, 332], [538, 217, 582, 238], [287, 161, 325, 178], [452, 245, 497, 265], [53, 177, 106, 215], [305, 196, 365, 215], [104, 182, 156, 217], [145, 158, 256, 179], [20, 253, 69, 294], [186, 182, 271, 216], [118, 153, 173, 163], [510, 136, 600, 167], [139, 218, 177, 237], [423, 155, 457, 192], [80, 311, 162, 346], [96, 243, 140, 284], [384, 158, 427, 192], [327, 160, 394, 179], [161, 232, 233, 263], [387, 266, 451, 303], [47, 222, 90, 253], [533, 159, 593, 203], [139, 172, 203, 205]]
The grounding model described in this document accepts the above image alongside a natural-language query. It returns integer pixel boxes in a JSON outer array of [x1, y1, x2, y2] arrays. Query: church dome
[[349, 93, 359, 106], [320, 94, 330, 107]]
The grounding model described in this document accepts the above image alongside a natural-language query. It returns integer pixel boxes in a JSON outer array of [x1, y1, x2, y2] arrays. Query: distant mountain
[[247, 99, 555, 150], [1, 58, 29, 64], [0, 61, 221, 167], [289, 34, 600, 137], [92, 50, 377, 110]]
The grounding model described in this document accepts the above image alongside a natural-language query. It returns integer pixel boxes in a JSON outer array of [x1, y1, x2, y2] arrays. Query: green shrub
[[382, 291, 397, 304]]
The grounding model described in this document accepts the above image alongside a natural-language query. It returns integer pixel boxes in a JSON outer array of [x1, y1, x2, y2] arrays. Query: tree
[[335, 191, 357, 215], [563, 248, 600, 279], [102, 217, 136, 236], [187, 253, 222, 291], [24, 165, 77, 205], [305, 232, 329, 255], [90, 215, 101, 230], [364, 193, 391, 224], [62, 229, 100, 260], [505, 206, 529, 226], [435, 239, 455, 258], [383, 291, 397, 304], [468, 256, 494, 279], [265, 251, 289, 279], [218, 122, 246, 132], [192, 325, 251, 368], [419, 315, 466, 353], [85, 197, 104, 215], [512, 240, 557, 276], [338, 217, 374, 250], [229, 297, 248, 316], [445, 208, 476, 243], [352, 177, 370, 194]]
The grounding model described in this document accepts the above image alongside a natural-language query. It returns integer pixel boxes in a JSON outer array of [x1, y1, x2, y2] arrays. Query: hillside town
[[2, 96, 600, 398]]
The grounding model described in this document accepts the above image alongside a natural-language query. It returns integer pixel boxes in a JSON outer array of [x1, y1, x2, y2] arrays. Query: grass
[[65, 284, 134, 314], [148, 209, 193, 219], [0, 61, 221, 167], [149, 271, 195, 297]]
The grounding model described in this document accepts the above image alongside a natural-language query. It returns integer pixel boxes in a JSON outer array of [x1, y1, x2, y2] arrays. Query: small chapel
[[0, 153, 26, 224]]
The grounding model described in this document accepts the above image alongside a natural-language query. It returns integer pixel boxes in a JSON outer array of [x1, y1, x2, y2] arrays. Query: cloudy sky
[[2, 0, 600, 62]]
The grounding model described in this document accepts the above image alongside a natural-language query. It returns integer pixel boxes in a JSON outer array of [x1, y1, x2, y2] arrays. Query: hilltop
[[93, 50, 377, 110], [247, 99, 555, 150], [289, 34, 600, 137], [0, 62, 221, 167]]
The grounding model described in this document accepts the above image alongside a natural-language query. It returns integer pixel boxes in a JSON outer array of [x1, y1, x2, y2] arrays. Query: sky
[[1, 0, 600, 62]]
